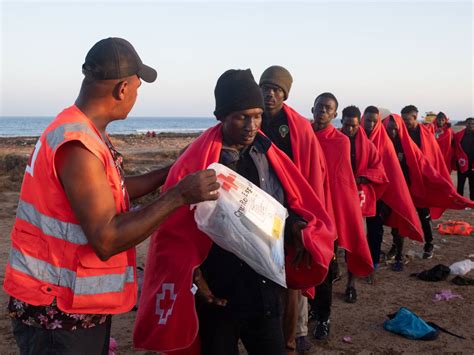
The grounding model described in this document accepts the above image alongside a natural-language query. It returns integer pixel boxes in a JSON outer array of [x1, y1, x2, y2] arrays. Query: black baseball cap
[[82, 37, 157, 83]]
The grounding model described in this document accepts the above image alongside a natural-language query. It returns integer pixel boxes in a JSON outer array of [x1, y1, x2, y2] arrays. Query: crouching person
[[133, 69, 335, 354]]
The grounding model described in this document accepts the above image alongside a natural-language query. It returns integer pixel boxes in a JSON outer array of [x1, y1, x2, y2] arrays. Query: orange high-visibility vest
[[3, 105, 137, 314]]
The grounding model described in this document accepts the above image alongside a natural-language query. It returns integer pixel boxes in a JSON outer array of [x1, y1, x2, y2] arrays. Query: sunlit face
[[221, 108, 263, 150], [467, 119, 474, 132], [341, 116, 360, 137], [261, 84, 285, 113], [363, 113, 379, 136], [311, 96, 338, 131], [401, 110, 418, 130], [117, 75, 142, 119]]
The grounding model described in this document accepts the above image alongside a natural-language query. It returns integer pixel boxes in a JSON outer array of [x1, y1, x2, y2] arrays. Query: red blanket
[[382, 114, 474, 218], [361, 115, 423, 242], [453, 128, 474, 174], [315, 125, 373, 277], [353, 128, 389, 217], [133, 125, 335, 353], [432, 121, 454, 173], [284, 104, 332, 212]]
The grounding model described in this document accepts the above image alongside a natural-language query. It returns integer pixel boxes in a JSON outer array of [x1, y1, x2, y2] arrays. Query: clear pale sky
[[1, 0, 473, 120]]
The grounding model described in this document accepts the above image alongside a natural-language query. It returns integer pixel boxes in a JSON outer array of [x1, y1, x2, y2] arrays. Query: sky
[[1, 0, 473, 120]]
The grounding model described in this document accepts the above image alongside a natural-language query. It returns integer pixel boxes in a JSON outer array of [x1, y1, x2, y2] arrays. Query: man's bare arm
[[55, 142, 219, 261], [125, 164, 172, 200]]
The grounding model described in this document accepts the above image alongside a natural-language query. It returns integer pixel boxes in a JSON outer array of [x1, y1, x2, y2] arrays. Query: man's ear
[[113, 80, 128, 101], [311, 107, 314, 114]]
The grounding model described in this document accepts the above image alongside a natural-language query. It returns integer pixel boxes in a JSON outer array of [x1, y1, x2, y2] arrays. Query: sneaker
[[391, 260, 404, 272], [313, 318, 331, 340], [385, 244, 397, 261], [344, 286, 357, 303], [423, 243, 434, 259], [295, 336, 313, 352]]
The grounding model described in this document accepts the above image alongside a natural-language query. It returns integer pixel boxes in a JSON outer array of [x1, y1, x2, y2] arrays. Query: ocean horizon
[[1, 116, 460, 138]]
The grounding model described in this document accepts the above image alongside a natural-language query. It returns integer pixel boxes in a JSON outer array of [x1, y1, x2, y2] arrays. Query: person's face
[[401, 110, 418, 129], [311, 97, 338, 131], [363, 113, 379, 135], [221, 108, 263, 150], [117, 75, 141, 119], [436, 116, 447, 127], [341, 116, 360, 137], [261, 84, 285, 113], [467, 119, 474, 132], [385, 118, 399, 140]]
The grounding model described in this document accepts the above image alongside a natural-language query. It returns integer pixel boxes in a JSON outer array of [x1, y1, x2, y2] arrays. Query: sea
[[0, 115, 335, 137], [0, 116, 218, 137]]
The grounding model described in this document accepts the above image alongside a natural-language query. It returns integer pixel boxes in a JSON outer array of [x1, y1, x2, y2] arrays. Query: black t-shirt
[[392, 136, 411, 185], [461, 130, 474, 170], [408, 125, 422, 149], [349, 134, 357, 174], [261, 109, 293, 160]]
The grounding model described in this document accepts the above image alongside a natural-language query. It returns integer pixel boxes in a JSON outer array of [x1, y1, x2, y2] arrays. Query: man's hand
[[291, 220, 311, 267], [176, 169, 220, 205], [193, 268, 227, 307]]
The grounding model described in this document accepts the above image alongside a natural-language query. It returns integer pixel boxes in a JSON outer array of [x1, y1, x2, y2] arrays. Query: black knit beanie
[[259, 65, 293, 100], [213, 69, 264, 120]]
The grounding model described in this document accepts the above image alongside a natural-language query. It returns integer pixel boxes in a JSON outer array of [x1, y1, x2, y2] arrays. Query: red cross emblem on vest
[[217, 173, 239, 192], [155, 283, 177, 325]]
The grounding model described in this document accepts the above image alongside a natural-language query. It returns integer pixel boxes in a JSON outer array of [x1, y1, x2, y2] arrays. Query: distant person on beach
[[3, 37, 219, 354], [340, 105, 388, 298], [432, 111, 454, 173], [133, 69, 335, 354], [259, 65, 334, 353], [310, 93, 373, 341], [453, 117, 474, 200]]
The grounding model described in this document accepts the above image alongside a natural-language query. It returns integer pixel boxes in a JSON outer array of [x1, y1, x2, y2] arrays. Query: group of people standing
[[4, 37, 473, 355]]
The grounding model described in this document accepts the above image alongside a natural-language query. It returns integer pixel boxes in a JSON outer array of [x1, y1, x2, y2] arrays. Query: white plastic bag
[[449, 259, 474, 276], [194, 163, 288, 287]]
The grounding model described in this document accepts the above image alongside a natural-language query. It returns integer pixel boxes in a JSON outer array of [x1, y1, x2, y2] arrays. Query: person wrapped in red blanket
[[361, 106, 423, 271], [340, 105, 389, 302], [432, 112, 454, 173], [383, 112, 474, 264], [133, 69, 335, 355], [453, 117, 474, 200], [259, 65, 333, 353], [309, 93, 374, 341]]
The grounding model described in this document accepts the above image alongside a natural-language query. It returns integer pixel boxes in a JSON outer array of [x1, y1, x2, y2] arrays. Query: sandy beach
[[0, 133, 473, 354]]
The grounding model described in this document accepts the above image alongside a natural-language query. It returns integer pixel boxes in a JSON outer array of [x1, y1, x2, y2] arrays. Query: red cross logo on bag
[[217, 173, 239, 191], [359, 190, 366, 207], [155, 283, 177, 325]]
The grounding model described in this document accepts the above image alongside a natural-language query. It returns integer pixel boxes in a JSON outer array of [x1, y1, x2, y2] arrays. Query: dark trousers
[[197, 305, 284, 355], [417, 207, 433, 245], [366, 203, 385, 266], [391, 228, 405, 260], [457, 170, 474, 200], [308, 258, 337, 321], [11, 317, 111, 355]]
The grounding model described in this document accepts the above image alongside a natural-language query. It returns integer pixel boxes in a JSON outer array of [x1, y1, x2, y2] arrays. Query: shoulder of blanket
[[454, 128, 465, 140]]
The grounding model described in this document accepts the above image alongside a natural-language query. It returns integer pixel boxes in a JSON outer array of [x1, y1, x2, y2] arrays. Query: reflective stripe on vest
[[9, 248, 134, 295], [17, 200, 88, 245], [45, 122, 116, 168], [46, 122, 105, 151]]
